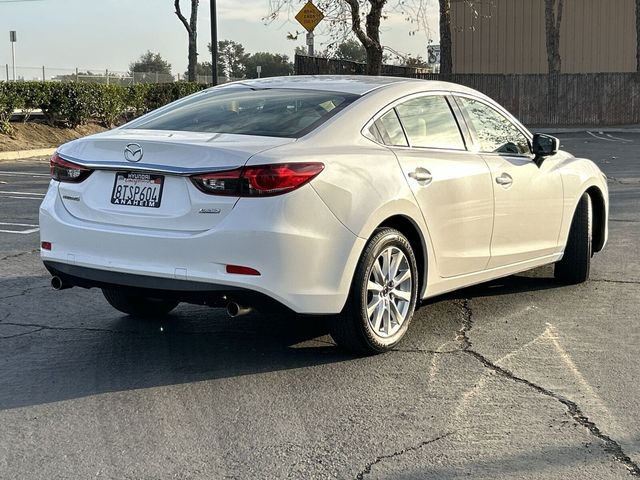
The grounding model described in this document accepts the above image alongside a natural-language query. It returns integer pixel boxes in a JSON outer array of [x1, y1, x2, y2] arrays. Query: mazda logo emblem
[[124, 143, 144, 162]]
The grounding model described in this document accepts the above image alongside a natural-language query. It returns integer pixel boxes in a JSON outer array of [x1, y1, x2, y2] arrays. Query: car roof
[[218, 75, 485, 98]]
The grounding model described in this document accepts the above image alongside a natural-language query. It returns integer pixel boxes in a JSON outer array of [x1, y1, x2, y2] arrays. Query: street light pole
[[210, 0, 218, 85], [9, 31, 17, 82]]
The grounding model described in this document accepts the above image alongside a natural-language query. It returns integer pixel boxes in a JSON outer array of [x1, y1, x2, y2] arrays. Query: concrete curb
[[0, 148, 55, 162]]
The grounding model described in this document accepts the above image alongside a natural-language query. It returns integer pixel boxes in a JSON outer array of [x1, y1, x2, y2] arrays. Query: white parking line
[[0, 195, 43, 201], [0, 191, 45, 196], [0, 171, 50, 178], [0, 223, 40, 235], [0, 222, 38, 227], [605, 133, 633, 143], [587, 131, 619, 142], [0, 228, 40, 234]]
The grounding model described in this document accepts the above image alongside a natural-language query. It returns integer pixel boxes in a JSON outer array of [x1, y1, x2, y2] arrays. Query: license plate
[[110, 172, 164, 208]]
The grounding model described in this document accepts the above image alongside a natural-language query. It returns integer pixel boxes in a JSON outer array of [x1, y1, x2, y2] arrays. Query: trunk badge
[[199, 208, 221, 214], [124, 143, 144, 162]]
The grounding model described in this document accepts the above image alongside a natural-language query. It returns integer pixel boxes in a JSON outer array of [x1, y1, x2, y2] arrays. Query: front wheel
[[102, 288, 179, 317], [330, 228, 419, 354], [555, 193, 592, 284]]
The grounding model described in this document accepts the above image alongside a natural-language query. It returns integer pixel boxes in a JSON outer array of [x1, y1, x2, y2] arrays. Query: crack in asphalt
[[607, 176, 640, 185], [0, 249, 39, 262], [0, 327, 44, 339], [0, 321, 283, 340], [394, 347, 459, 355], [456, 298, 640, 477], [355, 432, 454, 479], [591, 279, 640, 285], [610, 218, 640, 223], [0, 284, 49, 301]]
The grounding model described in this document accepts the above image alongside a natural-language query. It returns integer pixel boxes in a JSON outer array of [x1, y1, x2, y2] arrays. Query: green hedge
[[0, 82, 208, 134]]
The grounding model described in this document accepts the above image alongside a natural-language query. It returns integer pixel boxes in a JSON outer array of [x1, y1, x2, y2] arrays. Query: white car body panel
[[40, 75, 609, 315]]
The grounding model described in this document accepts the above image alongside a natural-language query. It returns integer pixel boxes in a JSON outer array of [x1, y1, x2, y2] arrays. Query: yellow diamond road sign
[[295, 1, 324, 33]]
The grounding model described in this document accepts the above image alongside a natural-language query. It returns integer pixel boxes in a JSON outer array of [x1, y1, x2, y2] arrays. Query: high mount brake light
[[191, 163, 325, 197], [50, 153, 93, 183]]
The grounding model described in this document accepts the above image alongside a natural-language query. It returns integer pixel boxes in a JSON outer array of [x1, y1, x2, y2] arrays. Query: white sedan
[[40, 76, 608, 353]]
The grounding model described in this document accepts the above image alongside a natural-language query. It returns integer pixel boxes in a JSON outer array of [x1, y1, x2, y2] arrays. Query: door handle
[[495, 173, 513, 187], [409, 168, 433, 185]]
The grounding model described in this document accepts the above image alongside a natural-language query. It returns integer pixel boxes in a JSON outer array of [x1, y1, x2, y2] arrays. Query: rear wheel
[[330, 228, 419, 354], [102, 288, 179, 317], [555, 193, 592, 284]]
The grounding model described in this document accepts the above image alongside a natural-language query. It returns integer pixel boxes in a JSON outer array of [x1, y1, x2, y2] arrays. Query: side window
[[457, 97, 531, 155], [394, 96, 465, 150], [373, 110, 408, 147]]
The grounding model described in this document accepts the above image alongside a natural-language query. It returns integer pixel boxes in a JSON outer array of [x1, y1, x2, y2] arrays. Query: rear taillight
[[191, 163, 324, 197], [50, 153, 93, 183], [190, 168, 242, 196]]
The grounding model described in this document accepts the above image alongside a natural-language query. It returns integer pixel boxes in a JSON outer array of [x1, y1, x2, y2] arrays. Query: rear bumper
[[40, 182, 365, 314]]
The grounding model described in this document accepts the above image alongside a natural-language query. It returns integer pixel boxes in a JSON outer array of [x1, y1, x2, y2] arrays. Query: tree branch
[[556, 0, 565, 31], [174, 0, 192, 35], [343, 0, 374, 48]]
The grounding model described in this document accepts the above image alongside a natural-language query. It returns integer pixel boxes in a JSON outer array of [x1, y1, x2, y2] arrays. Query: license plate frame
[[110, 171, 165, 209]]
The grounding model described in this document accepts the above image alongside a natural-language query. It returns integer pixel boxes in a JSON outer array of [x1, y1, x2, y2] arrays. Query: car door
[[368, 94, 494, 278], [455, 96, 564, 268]]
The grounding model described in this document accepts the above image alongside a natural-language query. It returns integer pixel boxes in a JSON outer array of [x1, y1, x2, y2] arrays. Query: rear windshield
[[125, 87, 358, 138]]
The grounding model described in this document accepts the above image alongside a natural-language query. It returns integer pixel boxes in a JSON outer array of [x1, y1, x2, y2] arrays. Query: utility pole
[[9, 31, 17, 81], [210, 0, 218, 85]]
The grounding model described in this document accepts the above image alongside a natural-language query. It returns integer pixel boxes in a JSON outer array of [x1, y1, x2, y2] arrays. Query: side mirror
[[532, 133, 559, 166]]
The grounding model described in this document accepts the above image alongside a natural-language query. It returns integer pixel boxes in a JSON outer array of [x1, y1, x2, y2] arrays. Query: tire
[[102, 288, 179, 317], [330, 228, 419, 354], [554, 193, 592, 284]]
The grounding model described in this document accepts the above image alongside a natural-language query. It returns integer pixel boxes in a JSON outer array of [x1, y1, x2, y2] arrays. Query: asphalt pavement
[[0, 131, 639, 479]]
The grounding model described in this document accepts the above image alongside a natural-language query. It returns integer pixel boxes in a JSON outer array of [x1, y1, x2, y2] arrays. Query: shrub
[[0, 83, 24, 134], [95, 85, 127, 127], [0, 81, 209, 134]]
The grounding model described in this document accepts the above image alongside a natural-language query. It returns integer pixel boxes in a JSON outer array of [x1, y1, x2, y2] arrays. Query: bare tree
[[175, 0, 199, 82], [268, 0, 433, 76], [439, 0, 452, 74], [544, 0, 565, 74]]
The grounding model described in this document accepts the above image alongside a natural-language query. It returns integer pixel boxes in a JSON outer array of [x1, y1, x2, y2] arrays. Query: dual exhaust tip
[[51, 276, 253, 318]]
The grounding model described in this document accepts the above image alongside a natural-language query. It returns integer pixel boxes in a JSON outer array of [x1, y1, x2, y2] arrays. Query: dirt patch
[[0, 122, 107, 152]]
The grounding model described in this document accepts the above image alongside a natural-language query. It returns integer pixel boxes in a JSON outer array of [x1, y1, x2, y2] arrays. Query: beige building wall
[[451, 0, 637, 73]]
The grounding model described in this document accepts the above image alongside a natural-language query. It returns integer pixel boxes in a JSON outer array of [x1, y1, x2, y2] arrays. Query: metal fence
[[413, 73, 640, 127], [294, 55, 431, 77], [295, 55, 640, 126], [1, 64, 228, 85]]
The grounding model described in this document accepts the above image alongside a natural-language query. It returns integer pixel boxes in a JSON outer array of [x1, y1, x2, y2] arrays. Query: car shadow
[[0, 266, 563, 410]]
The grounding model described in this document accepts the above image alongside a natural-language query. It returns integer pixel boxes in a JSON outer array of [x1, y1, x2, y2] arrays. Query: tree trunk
[[175, 0, 199, 82], [544, 0, 564, 74], [365, 45, 384, 75], [345, 0, 386, 75], [636, 0, 640, 71], [188, 36, 198, 82], [439, 0, 453, 75]]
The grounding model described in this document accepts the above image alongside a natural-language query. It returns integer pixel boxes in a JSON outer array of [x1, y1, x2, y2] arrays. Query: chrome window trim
[[361, 90, 470, 153]]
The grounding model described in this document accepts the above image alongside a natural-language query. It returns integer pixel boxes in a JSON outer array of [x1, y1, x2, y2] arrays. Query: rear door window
[[395, 96, 466, 150]]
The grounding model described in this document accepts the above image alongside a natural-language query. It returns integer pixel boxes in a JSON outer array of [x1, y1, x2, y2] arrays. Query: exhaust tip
[[51, 276, 63, 290], [51, 276, 72, 291], [226, 302, 253, 318]]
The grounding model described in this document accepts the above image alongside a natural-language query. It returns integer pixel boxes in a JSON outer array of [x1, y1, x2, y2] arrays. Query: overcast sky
[[0, 0, 438, 78]]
